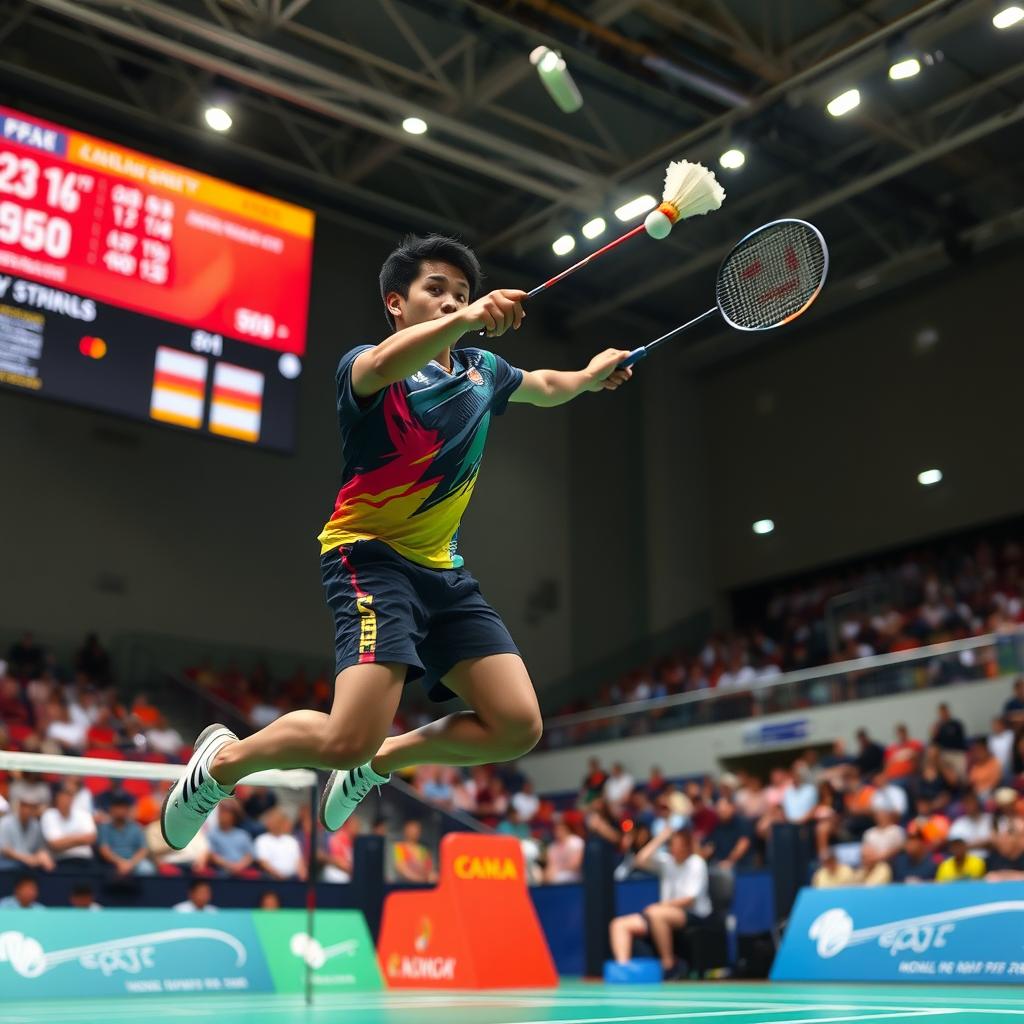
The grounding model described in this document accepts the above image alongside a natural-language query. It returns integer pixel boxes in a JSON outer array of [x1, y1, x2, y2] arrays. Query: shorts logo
[[355, 593, 377, 657], [466, 367, 484, 385]]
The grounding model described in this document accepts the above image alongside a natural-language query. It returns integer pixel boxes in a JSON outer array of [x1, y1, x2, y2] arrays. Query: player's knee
[[500, 711, 543, 758], [320, 732, 379, 770]]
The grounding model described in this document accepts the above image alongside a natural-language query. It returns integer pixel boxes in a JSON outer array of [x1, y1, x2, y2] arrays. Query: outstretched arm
[[509, 348, 633, 408]]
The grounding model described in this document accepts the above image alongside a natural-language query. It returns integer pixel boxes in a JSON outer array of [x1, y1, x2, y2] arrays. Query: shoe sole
[[319, 770, 340, 832], [160, 722, 232, 851]]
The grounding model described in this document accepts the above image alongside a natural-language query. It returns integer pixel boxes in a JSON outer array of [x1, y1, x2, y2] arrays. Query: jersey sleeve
[[336, 344, 387, 430], [488, 351, 524, 416]]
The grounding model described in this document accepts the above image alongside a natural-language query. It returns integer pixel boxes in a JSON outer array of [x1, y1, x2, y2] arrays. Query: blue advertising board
[[0, 908, 381, 998], [772, 882, 1024, 984]]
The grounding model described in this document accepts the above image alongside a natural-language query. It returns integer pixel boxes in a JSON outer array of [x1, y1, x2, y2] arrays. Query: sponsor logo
[[453, 854, 519, 881], [414, 917, 432, 953], [466, 367, 484, 386], [288, 932, 358, 970], [386, 953, 456, 980], [355, 594, 376, 655], [411, 371, 429, 384], [808, 901, 1024, 960], [0, 928, 246, 979]]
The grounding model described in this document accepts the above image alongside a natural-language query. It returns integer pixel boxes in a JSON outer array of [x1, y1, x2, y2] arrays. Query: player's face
[[392, 260, 470, 328]]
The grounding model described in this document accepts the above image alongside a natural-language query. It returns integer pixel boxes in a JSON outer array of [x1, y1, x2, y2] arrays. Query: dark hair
[[71, 883, 95, 898], [379, 234, 482, 331], [188, 878, 211, 893], [13, 873, 36, 889]]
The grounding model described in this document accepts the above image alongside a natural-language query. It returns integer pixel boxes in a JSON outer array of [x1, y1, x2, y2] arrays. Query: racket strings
[[716, 222, 826, 330]]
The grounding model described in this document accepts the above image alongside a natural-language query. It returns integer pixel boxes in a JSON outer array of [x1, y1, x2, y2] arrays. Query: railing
[[539, 627, 1024, 750]]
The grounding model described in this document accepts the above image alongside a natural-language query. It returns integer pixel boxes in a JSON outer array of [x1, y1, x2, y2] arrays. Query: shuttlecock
[[655, 160, 726, 232], [643, 209, 673, 239]]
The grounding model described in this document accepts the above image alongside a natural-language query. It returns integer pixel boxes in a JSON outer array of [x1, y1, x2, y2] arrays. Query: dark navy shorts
[[320, 539, 520, 702]]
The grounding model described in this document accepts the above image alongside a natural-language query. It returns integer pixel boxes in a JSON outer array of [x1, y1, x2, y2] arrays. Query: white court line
[[754, 1015, 956, 1024]]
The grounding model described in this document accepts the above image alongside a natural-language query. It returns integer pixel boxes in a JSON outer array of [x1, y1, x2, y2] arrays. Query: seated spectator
[[893, 828, 937, 883], [870, 772, 909, 820], [0, 793, 55, 873], [885, 724, 923, 780], [74, 633, 112, 685], [258, 889, 281, 910], [497, 807, 530, 840], [69, 882, 102, 910], [207, 801, 255, 877], [812, 848, 856, 889], [853, 844, 893, 886], [782, 763, 819, 825], [930, 703, 967, 778], [580, 758, 608, 805], [646, 766, 668, 798], [703, 797, 753, 870], [855, 729, 885, 778], [604, 763, 635, 814], [97, 793, 155, 876], [905, 797, 950, 853], [254, 809, 306, 882], [392, 819, 435, 884], [128, 693, 161, 730], [40, 784, 97, 870], [145, 714, 184, 757], [322, 817, 360, 884], [585, 796, 623, 846], [936, 837, 986, 882], [544, 819, 585, 884], [988, 717, 1015, 779], [607, 827, 710, 979], [0, 675, 31, 726], [910, 745, 960, 814], [416, 765, 454, 811], [45, 698, 87, 754], [0, 873, 43, 909], [948, 791, 993, 856], [991, 788, 1024, 871], [1003, 677, 1024, 729], [511, 779, 540, 824], [862, 809, 906, 862], [174, 879, 218, 913], [7, 632, 45, 681], [967, 738, 1003, 801]]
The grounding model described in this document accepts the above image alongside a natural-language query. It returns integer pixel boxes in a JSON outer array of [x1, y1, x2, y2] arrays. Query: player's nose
[[440, 297, 457, 314]]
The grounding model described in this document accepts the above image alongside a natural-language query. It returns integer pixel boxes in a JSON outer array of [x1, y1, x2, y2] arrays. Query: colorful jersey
[[317, 345, 523, 569]]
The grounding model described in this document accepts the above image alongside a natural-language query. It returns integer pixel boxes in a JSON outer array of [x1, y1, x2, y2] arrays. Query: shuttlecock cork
[[644, 160, 726, 240]]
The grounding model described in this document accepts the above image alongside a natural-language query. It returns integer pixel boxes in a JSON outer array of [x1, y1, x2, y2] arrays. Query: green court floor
[[2, 982, 1023, 1024]]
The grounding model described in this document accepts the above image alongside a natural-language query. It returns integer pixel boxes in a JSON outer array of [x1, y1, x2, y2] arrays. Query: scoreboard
[[0, 105, 315, 451]]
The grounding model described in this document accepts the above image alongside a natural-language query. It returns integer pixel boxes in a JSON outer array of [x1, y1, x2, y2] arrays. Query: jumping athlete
[[161, 233, 633, 850]]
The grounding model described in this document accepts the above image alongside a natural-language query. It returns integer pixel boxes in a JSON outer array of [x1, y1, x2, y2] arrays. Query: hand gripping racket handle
[[618, 347, 647, 369]]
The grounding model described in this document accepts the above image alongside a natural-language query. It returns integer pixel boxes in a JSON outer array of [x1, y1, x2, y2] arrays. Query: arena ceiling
[[2, 0, 1023, 361]]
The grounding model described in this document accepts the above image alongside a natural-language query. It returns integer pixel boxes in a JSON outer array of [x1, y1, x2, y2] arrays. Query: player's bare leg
[[208, 662, 406, 787], [368, 653, 543, 774]]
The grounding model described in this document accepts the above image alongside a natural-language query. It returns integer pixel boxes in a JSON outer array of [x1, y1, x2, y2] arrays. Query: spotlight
[[917, 469, 943, 486], [614, 194, 657, 221], [889, 57, 921, 80], [204, 106, 232, 132], [529, 46, 583, 113], [402, 116, 428, 135], [582, 217, 606, 239], [719, 148, 746, 169], [752, 519, 775, 535], [826, 88, 860, 117], [993, 5, 1024, 28], [552, 234, 576, 256]]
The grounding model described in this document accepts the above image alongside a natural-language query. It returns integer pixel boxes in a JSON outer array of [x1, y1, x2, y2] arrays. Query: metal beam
[[25, 0, 606, 205]]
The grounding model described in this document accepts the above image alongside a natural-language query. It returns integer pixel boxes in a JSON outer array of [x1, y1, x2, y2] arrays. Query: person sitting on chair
[[608, 826, 712, 980]]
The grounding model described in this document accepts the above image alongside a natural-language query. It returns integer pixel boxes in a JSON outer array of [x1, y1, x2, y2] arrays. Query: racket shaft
[[528, 223, 647, 297], [616, 307, 717, 368]]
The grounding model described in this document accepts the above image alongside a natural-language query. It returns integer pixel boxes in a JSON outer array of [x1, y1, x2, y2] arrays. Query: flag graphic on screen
[[210, 362, 264, 443], [150, 347, 208, 429]]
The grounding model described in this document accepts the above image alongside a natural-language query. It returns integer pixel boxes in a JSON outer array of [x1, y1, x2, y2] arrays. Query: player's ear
[[385, 291, 404, 320]]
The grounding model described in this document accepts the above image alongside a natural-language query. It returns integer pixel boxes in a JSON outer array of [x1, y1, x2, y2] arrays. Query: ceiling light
[[529, 46, 584, 113], [582, 217, 606, 239], [993, 5, 1024, 28], [552, 234, 576, 256], [917, 469, 943, 486], [889, 57, 921, 80], [719, 148, 745, 169], [402, 116, 428, 135], [614, 194, 657, 221], [752, 519, 775, 535], [826, 88, 860, 117], [204, 106, 232, 132]]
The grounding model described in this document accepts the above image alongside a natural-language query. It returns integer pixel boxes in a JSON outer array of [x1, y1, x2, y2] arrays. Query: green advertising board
[[0, 908, 381, 999]]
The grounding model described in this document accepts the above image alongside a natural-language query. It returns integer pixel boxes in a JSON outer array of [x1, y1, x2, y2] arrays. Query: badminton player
[[162, 233, 632, 848]]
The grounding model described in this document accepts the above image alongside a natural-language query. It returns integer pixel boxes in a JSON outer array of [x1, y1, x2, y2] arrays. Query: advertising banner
[[771, 882, 1024, 984], [0, 908, 381, 998]]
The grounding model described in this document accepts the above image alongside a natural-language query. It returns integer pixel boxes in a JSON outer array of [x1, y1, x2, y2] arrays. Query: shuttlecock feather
[[660, 160, 725, 223]]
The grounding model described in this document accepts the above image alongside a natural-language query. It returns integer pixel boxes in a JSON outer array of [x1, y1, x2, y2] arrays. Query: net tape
[[716, 220, 827, 331]]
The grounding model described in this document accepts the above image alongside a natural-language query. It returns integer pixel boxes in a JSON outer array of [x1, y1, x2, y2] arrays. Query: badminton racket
[[619, 219, 828, 368]]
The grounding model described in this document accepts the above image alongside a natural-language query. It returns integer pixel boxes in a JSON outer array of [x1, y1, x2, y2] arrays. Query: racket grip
[[618, 346, 647, 368]]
